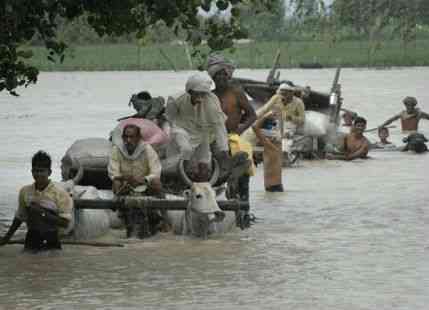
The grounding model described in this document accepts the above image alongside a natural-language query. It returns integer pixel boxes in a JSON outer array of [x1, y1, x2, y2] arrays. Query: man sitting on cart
[[108, 124, 162, 196], [108, 124, 166, 236], [166, 73, 230, 182]]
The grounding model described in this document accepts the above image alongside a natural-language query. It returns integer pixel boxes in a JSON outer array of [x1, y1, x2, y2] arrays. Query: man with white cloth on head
[[166, 73, 230, 182], [262, 83, 305, 153], [108, 124, 162, 196]]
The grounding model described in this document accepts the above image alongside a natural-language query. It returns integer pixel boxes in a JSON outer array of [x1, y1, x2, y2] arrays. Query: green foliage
[[26, 39, 429, 71], [290, 0, 429, 63], [239, 0, 286, 41], [0, 0, 277, 95]]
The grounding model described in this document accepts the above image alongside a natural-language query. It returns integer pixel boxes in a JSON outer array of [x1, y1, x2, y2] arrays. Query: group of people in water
[[1, 54, 428, 252], [339, 96, 429, 156]]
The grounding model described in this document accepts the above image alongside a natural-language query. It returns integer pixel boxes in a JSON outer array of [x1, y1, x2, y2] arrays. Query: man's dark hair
[[122, 124, 141, 137], [403, 96, 417, 106], [353, 116, 367, 126], [32, 150, 52, 168], [378, 127, 389, 134], [136, 91, 152, 101]]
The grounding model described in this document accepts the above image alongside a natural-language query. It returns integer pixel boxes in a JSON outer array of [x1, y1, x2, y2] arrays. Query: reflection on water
[[0, 69, 428, 309]]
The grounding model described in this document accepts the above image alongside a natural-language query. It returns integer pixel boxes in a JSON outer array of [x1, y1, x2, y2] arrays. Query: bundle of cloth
[[402, 132, 428, 153], [111, 118, 170, 148]]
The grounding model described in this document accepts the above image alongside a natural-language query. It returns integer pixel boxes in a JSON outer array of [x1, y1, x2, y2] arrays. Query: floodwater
[[0, 68, 428, 310]]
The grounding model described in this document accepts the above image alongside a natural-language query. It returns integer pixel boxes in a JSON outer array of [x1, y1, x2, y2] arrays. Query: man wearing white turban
[[166, 73, 229, 182]]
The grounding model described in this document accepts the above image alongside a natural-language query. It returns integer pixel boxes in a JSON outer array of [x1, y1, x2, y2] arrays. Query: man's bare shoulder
[[229, 81, 246, 95]]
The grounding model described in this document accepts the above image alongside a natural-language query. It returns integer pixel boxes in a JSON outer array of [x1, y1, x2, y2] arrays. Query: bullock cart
[[73, 195, 250, 239], [61, 132, 253, 239]]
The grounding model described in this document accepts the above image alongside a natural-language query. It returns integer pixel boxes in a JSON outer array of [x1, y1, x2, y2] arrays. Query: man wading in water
[[0, 151, 73, 252], [327, 117, 370, 161], [207, 54, 256, 201], [251, 83, 305, 192], [379, 96, 429, 132], [253, 111, 284, 192]]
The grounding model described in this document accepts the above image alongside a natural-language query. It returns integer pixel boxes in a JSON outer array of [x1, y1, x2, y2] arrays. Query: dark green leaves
[[1, 0, 277, 95], [216, 1, 229, 10]]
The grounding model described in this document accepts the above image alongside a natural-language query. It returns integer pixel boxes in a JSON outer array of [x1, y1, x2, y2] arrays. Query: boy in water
[[0, 151, 73, 252], [373, 127, 397, 150], [327, 117, 370, 160]]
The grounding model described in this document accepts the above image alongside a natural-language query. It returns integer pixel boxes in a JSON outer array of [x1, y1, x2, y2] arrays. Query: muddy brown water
[[0, 69, 428, 310]]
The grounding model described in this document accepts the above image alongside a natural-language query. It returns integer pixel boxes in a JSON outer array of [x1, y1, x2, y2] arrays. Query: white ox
[[167, 182, 237, 239], [57, 181, 236, 240], [57, 180, 121, 240]]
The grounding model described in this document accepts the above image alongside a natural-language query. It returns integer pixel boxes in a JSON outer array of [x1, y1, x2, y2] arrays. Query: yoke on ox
[[73, 186, 249, 239], [62, 137, 251, 239]]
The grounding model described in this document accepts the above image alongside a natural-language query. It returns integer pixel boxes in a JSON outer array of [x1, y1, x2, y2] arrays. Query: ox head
[[183, 182, 225, 238]]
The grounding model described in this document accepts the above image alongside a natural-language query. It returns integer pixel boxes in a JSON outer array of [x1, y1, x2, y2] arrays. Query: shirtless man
[[207, 54, 256, 201], [327, 117, 369, 160], [379, 96, 429, 132], [208, 55, 256, 135]]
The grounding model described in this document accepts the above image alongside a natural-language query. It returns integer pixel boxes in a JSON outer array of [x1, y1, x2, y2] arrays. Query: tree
[[0, 0, 276, 95], [291, 0, 429, 63], [239, 0, 286, 41]]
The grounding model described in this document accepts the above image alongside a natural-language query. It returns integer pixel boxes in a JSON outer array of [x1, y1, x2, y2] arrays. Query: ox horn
[[178, 159, 220, 187], [178, 159, 193, 187], [209, 159, 220, 186], [72, 161, 84, 185]]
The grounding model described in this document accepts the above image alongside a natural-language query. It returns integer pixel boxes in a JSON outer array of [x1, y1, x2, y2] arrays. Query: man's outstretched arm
[[420, 111, 429, 120], [379, 114, 400, 128]]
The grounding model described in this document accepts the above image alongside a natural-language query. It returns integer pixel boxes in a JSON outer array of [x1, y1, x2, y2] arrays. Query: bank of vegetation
[[26, 0, 429, 71], [3, 0, 429, 95], [27, 38, 429, 71]]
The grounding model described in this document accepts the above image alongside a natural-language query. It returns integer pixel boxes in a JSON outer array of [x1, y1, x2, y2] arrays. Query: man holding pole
[[379, 96, 429, 132]]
